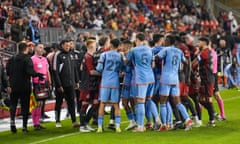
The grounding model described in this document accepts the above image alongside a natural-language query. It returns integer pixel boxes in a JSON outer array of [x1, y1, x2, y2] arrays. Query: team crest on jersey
[[62, 56, 66, 59], [70, 54, 74, 60]]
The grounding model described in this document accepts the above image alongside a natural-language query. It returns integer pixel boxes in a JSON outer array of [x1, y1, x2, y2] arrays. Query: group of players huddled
[[73, 31, 226, 133]]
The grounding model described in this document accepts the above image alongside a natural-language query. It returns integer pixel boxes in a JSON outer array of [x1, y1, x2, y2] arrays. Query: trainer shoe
[[184, 119, 193, 131], [80, 126, 91, 132], [132, 127, 145, 132], [125, 121, 137, 130], [116, 127, 122, 133], [86, 125, 95, 131], [96, 127, 103, 133], [207, 121, 216, 127], [153, 123, 161, 131], [55, 122, 62, 128], [10, 125, 17, 133]]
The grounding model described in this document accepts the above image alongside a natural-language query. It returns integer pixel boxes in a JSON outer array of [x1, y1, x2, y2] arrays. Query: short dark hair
[[98, 36, 108, 47], [153, 34, 164, 44], [60, 39, 68, 46], [110, 38, 120, 49], [198, 37, 209, 45], [122, 40, 132, 45], [136, 33, 145, 41], [18, 42, 28, 52], [165, 35, 175, 45]]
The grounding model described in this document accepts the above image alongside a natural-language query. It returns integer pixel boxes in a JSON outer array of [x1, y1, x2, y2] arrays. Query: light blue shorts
[[99, 88, 120, 103], [159, 84, 179, 97], [136, 84, 154, 99], [121, 85, 131, 99], [130, 85, 137, 97]]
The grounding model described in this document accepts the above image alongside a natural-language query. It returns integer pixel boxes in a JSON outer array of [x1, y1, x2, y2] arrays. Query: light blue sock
[[176, 103, 189, 120], [115, 115, 121, 126], [126, 110, 134, 121], [136, 102, 145, 127], [166, 102, 172, 125], [98, 116, 103, 128], [148, 99, 159, 121], [160, 104, 167, 125], [145, 100, 152, 123]]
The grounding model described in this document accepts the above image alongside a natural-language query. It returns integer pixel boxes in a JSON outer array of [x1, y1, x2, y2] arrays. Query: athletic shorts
[[99, 88, 120, 103], [80, 90, 98, 102], [136, 84, 154, 99], [179, 82, 189, 97], [159, 84, 180, 97], [121, 85, 131, 99], [130, 85, 137, 97]]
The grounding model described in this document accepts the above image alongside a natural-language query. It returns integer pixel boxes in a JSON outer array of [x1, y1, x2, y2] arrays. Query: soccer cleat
[[193, 120, 202, 128], [132, 127, 145, 132], [116, 127, 122, 133], [153, 123, 161, 131], [125, 121, 137, 130], [55, 122, 62, 128], [96, 127, 103, 133], [144, 123, 153, 130], [184, 119, 193, 131], [107, 123, 116, 130], [158, 125, 168, 131], [214, 113, 222, 121], [80, 126, 91, 132], [22, 127, 29, 133], [86, 125, 95, 131], [72, 122, 80, 128], [207, 121, 216, 127]]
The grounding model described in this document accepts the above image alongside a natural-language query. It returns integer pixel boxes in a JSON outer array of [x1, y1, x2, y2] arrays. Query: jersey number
[[106, 60, 120, 72], [172, 55, 178, 65], [141, 53, 148, 65]]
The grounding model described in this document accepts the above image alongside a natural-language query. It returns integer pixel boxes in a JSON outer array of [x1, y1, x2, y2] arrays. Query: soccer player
[[96, 38, 124, 133], [126, 33, 159, 132], [224, 63, 240, 88], [155, 35, 193, 131], [120, 40, 137, 130], [79, 38, 99, 132], [192, 37, 216, 126]]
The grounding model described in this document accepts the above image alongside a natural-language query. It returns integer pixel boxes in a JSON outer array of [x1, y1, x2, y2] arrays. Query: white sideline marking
[[30, 121, 129, 144], [27, 95, 240, 144]]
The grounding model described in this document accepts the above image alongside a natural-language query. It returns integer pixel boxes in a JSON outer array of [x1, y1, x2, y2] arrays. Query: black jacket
[[52, 50, 79, 88], [0, 59, 8, 91], [6, 53, 38, 92]]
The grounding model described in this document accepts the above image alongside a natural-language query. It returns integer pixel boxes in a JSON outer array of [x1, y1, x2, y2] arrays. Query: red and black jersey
[[199, 48, 215, 84], [80, 53, 98, 90]]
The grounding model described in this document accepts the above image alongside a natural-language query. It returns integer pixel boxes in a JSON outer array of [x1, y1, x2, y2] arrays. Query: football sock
[[217, 99, 225, 118], [176, 103, 189, 120], [160, 104, 167, 125], [126, 110, 134, 121], [136, 102, 145, 127], [145, 100, 152, 123], [98, 116, 103, 128], [115, 115, 120, 128], [166, 102, 172, 125]]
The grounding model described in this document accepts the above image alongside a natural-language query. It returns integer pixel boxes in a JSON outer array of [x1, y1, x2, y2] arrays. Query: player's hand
[[7, 87, 11, 94]]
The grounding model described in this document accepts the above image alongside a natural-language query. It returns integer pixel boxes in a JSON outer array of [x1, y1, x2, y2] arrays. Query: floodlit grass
[[0, 89, 240, 144]]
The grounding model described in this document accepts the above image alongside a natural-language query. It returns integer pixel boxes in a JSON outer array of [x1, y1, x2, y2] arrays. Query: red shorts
[[189, 80, 200, 96], [80, 90, 99, 102], [179, 82, 189, 97]]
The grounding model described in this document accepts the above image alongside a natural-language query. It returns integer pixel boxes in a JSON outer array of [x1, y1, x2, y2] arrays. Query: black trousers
[[10, 91, 30, 128], [55, 86, 76, 123]]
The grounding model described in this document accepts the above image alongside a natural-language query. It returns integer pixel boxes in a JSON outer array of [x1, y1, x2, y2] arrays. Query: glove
[[37, 73, 45, 80]]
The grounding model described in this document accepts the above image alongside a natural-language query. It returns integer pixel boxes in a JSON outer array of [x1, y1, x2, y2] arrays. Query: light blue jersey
[[156, 46, 186, 85], [127, 45, 155, 84], [96, 50, 123, 88]]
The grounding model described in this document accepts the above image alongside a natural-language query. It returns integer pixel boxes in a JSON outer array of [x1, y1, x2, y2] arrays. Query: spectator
[[10, 17, 25, 42], [27, 20, 41, 44]]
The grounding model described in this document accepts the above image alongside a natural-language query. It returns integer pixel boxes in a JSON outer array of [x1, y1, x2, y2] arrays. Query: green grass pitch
[[0, 89, 240, 144]]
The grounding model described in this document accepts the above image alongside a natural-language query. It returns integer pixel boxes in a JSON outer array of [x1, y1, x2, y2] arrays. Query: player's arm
[[96, 53, 105, 74]]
